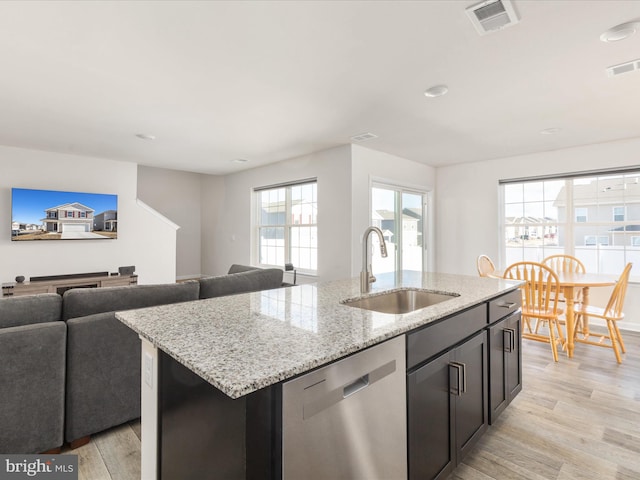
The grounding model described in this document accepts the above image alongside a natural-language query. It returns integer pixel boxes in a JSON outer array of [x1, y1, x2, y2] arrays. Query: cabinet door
[[488, 311, 522, 424], [408, 330, 488, 480], [505, 311, 522, 401], [453, 330, 488, 461], [408, 350, 455, 480]]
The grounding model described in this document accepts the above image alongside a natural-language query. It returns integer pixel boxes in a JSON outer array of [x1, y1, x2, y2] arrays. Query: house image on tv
[[41, 202, 94, 233], [94, 210, 117, 232]]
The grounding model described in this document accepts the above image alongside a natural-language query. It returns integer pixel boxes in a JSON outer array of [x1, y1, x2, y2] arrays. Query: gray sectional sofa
[[0, 265, 283, 454]]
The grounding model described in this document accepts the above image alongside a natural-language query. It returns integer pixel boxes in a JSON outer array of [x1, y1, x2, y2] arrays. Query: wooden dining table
[[550, 271, 617, 357]]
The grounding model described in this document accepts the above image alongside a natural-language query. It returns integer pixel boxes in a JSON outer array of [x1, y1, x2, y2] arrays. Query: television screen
[[11, 188, 118, 241]]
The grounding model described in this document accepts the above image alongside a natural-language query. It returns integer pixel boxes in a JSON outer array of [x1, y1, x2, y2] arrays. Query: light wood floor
[[451, 329, 640, 480], [70, 330, 640, 480]]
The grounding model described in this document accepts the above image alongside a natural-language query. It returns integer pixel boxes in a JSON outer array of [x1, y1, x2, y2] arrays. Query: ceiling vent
[[466, 0, 520, 36], [606, 59, 640, 77], [350, 132, 378, 142]]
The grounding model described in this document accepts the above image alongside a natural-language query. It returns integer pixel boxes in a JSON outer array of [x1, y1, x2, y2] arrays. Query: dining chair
[[542, 254, 586, 274], [573, 263, 632, 363], [503, 261, 564, 362], [477, 255, 497, 278], [542, 254, 586, 331]]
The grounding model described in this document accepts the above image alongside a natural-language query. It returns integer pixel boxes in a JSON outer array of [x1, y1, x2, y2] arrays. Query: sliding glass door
[[371, 184, 427, 274]]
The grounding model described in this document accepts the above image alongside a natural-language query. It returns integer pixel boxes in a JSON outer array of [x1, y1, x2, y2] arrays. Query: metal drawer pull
[[498, 302, 517, 309], [449, 362, 466, 396], [503, 328, 516, 352]]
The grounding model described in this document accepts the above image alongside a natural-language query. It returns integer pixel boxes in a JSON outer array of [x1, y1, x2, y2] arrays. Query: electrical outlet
[[144, 352, 153, 388]]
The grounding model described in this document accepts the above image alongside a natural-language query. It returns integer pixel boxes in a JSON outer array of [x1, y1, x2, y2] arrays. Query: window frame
[[575, 207, 588, 223], [254, 179, 318, 275], [500, 168, 640, 280]]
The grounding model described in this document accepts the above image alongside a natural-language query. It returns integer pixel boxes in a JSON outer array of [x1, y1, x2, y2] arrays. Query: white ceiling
[[1, 1, 639, 175]]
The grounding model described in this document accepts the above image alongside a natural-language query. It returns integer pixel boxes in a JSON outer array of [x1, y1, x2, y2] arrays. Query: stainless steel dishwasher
[[282, 335, 407, 479]]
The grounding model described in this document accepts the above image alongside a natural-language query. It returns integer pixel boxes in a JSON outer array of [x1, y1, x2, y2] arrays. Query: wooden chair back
[[504, 261, 563, 361], [542, 254, 585, 273], [504, 261, 560, 318], [603, 262, 633, 320], [477, 255, 496, 277]]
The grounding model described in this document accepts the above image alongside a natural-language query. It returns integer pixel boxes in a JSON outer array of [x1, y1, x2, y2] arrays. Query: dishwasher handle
[[343, 374, 370, 398], [302, 360, 396, 419]]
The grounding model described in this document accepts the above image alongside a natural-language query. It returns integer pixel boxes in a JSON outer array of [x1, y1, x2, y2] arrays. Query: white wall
[[436, 137, 640, 331], [201, 144, 436, 283], [137, 165, 203, 280], [351, 145, 436, 276], [1, 145, 177, 285], [200, 174, 226, 277], [201, 145, 352, 281]]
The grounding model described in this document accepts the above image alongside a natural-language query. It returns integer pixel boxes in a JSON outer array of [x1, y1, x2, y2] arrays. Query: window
[[371, 184, 427, 274], [80, 211, 86, 218], [501, 169, 640, 277], [575, 207, 588, 223], [584, 235, 609, 246], [255, 180, 317, 273]]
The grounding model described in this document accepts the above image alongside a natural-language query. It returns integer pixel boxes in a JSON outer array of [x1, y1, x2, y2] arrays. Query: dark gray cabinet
[[488, 310, 522, 423], [487, 290, 523, 424], [407, 307, 488, 480]]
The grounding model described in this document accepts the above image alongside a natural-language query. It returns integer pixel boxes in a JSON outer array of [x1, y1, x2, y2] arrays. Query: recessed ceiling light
[[424, 85, 449, 98], [600, 21, 640, 42], [540, 127, 561, 135], [230, 158, 249, 163], [135, 133, 156, 140]]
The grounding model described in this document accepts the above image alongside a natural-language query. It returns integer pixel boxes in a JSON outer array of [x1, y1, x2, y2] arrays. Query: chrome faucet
[[361, 226, 388, 293]]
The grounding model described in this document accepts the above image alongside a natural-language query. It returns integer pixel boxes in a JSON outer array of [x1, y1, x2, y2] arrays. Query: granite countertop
[[116, 271, 520, 399]]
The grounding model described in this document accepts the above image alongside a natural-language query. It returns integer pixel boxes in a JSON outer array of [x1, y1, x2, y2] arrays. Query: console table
[[2, 272, 138, 297]]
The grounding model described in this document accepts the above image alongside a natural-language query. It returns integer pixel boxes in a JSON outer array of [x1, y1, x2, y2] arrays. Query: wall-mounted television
[[11, 188, 118, 241]]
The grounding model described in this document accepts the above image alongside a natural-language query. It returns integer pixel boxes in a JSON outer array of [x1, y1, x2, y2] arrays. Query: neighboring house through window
[[254, 179, 317, 273], [501, 168, 640, 278]]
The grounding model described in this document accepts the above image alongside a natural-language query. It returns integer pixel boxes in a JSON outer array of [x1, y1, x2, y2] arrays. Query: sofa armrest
[[227, 264, 260, 274]]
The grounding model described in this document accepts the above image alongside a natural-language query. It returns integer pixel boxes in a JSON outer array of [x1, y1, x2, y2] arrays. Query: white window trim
[[370, 176, 433, 274], [575, 207, 588, 223], [254, 180, 317, 275], [500, 169, 640, 279], [613, 205, 625, 222]]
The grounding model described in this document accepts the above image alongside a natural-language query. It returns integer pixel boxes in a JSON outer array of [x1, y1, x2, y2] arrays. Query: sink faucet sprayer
[[361, 226, 388, 294]]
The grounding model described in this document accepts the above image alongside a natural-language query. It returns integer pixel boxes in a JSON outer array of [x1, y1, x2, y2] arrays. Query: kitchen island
[[116, 271, 522, 480]]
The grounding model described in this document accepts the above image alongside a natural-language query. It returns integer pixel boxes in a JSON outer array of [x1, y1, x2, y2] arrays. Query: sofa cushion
[[0, 293, 62, 329], [0, 322, 66, 453], [61, 281, 200, 321], [65, 312, 141, 442], [199, 268, 283, 299]]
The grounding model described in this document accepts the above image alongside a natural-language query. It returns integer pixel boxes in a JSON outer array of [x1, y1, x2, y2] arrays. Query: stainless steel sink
[[341, 288, 459, 314]]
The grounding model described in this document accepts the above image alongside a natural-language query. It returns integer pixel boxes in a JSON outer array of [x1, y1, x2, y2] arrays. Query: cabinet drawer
[[407, 304, 486, 370], [488, 289, 521, 325]]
